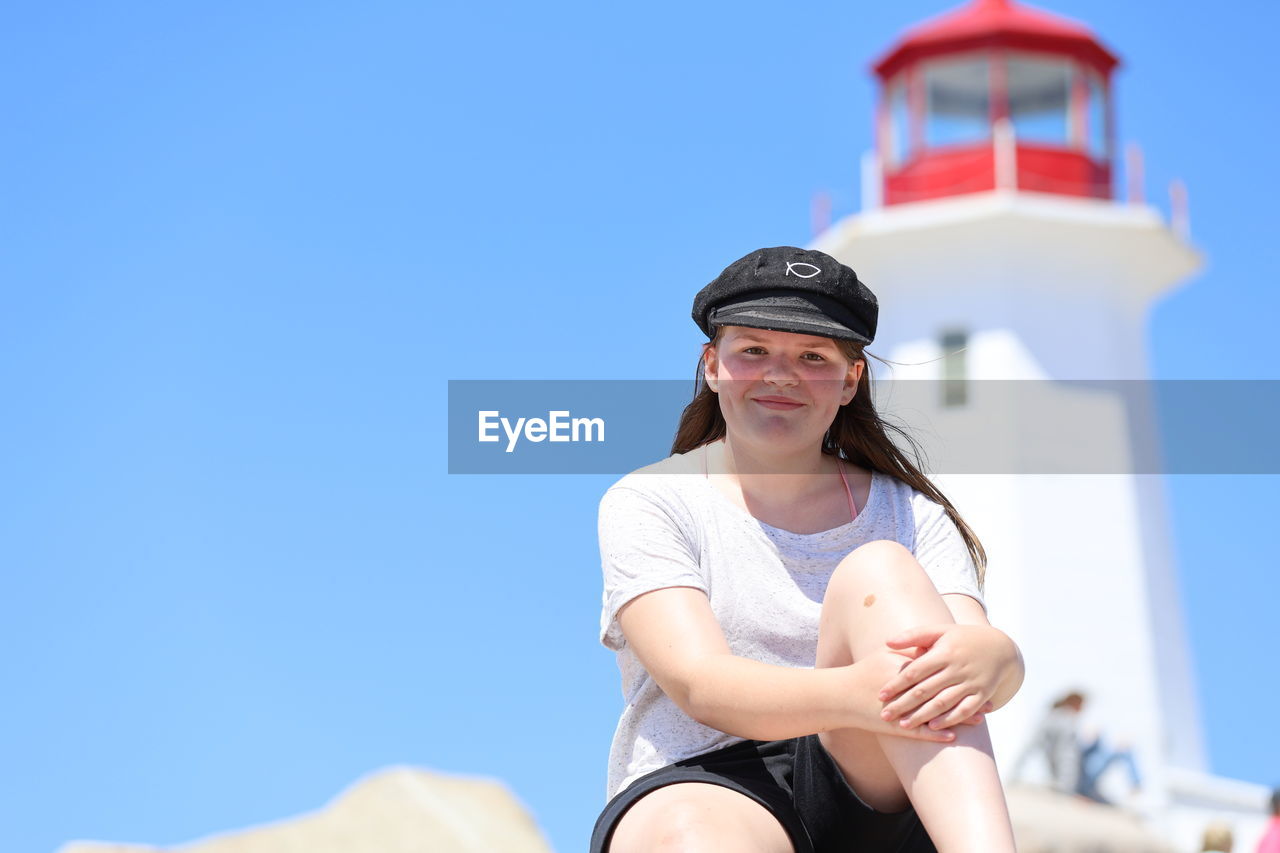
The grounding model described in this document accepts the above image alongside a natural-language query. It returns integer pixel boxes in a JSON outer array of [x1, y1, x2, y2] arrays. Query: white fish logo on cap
[[785, 261, 821, 279]]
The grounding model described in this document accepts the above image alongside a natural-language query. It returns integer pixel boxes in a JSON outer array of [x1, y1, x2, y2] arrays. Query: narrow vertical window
[[941, 329, 968, 407]]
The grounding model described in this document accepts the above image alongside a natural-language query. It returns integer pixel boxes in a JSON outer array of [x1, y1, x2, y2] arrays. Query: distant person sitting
[[1199, 820, 1233, 853], [1011, 690, 1086, 795], [1256, 789, 1280, 853], [1012, 690, 1142, 806]]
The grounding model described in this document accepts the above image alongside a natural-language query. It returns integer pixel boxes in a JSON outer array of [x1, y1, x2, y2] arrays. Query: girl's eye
[[741, 346, 827, 362]]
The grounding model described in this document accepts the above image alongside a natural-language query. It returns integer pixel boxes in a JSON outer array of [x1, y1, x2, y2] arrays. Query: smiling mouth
[[753, 398, 804, 410]]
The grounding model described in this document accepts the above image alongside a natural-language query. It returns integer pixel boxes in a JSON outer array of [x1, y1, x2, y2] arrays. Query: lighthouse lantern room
[[872, 0, 1118, 204]]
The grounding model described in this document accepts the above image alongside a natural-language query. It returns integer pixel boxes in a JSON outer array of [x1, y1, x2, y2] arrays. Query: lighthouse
[[811, 0, 1271, 845]]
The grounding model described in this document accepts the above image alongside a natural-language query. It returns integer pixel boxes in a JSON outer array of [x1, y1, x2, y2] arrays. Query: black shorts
[[589, 735, 936, 853]]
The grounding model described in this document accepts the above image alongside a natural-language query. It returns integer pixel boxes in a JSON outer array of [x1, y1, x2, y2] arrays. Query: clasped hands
[[875, 623, 1021, 734]]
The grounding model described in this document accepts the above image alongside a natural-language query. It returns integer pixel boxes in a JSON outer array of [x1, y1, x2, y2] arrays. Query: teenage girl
[[591, 246, 1025, 853]]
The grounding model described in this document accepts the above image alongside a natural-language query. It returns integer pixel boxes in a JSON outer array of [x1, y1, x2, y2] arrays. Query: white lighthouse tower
[[812, 0, 1271, 846]]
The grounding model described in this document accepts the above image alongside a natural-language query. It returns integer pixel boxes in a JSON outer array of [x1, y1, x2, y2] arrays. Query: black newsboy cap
[[691, 246, 878, 344]]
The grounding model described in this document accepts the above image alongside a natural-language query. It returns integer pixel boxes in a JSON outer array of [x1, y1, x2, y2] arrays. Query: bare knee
[[824, 539, 927, 607], [611, 806, 757, 852], [670, 800, 751, 851], [608, 783, 792, 853], [817, 539, 950, 664]]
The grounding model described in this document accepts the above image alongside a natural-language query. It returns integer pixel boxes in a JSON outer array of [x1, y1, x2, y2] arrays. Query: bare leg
[[816, 540, 1017, 853], [608, 782, 794, 853]]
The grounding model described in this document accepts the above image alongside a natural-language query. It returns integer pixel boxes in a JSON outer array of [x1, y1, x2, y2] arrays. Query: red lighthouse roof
[[873, 0, 1120, 80]]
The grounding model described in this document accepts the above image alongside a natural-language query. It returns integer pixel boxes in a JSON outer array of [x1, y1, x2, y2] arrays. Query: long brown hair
[[670, 325, 987, 588]]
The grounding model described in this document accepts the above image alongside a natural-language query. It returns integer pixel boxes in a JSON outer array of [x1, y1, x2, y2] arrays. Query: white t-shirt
[[597, 449, 986, 799]]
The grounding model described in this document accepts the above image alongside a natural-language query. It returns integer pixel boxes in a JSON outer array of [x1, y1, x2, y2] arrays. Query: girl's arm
[[616, 585, 984, 744], [876, 593, 1025, 732]]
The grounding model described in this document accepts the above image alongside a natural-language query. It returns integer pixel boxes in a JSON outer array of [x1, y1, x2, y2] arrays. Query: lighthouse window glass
[[923, 56, 991, 148], [1006, 55, 1071, 145]]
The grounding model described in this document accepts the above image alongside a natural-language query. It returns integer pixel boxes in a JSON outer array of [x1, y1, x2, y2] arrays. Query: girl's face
[[703, 325, 863, 455]]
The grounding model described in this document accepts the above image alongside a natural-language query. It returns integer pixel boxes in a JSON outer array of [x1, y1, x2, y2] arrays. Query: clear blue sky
[[1, 1, 1276, 851]]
